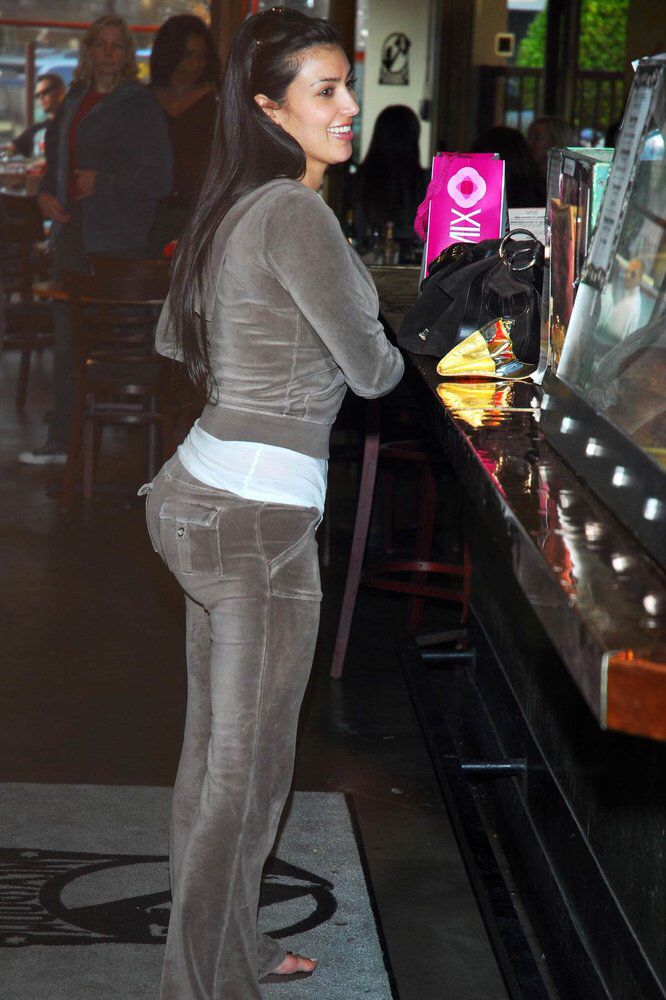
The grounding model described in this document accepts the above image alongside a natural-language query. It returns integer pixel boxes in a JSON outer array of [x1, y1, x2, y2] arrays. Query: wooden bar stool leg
[[147, 397, 158, 479], [59, 386, 86, 511], [382, 467, 396, 554], [161, 405, 175, 464], [407, 462, 438, 632], [16, 343, 31, 411], [330, 401, 381, 680], [462, 541, 471, 623], [82, 402, 96, 501]]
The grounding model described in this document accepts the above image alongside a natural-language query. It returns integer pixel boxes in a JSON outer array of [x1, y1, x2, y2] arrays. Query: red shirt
[[67, 88, 105, 203]]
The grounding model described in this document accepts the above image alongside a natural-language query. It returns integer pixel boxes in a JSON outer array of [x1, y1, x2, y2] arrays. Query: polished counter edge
[[371, 266, 666, 741]]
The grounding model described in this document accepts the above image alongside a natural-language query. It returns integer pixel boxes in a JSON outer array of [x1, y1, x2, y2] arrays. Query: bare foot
[[272, 953, 317, 976]]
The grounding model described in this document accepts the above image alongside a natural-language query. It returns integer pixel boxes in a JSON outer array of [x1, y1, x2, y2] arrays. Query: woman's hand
[[37, 191, 71, 223], [73, 168, 97, 200]]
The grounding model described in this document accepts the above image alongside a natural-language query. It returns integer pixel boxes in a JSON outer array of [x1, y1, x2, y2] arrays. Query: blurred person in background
[[347, 104, 428, 260], [149, 14, 219, 253], [5, 73, 65, 158], [527, 114, 576, 182], [470, 125, 544, 207], [597, 257, 645, 346], [19, 14, 172, 465]]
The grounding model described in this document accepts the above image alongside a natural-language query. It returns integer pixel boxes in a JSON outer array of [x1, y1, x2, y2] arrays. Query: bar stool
[[58, 260, 175, 510], [0, 218, 53, 411], [330, 397, 470, 680]]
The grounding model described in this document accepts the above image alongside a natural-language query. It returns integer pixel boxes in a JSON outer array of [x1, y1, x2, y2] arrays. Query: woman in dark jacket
[[20, 14, 172, 464]]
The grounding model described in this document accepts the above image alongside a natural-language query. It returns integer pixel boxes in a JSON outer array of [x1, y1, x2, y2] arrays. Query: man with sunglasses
[[7, 73, 66, 158]]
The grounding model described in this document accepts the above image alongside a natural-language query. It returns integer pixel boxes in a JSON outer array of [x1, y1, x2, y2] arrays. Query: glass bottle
[[362, 226, 383, 266], [343, 209, 357, 248], [381, 221, 400, 266]]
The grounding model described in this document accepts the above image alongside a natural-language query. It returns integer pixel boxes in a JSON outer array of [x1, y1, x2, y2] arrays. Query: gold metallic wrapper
[[436, 317, 536, 381]]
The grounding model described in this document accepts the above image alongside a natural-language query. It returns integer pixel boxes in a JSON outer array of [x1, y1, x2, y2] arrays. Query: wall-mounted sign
[[379, 33, 411, 86], [494, 33, 515, 58]]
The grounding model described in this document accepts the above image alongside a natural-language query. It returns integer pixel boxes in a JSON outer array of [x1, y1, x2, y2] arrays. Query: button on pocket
[[159, 498, 223, 576]]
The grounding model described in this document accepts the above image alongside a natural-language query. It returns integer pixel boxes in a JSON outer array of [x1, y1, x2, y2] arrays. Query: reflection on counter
[[452, 399, 663, 638], [416, 359, 666, 738], [435, 380, 539, 427]]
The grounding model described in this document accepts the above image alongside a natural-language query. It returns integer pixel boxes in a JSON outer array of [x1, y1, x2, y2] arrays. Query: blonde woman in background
[[20, 14, 172, 465]]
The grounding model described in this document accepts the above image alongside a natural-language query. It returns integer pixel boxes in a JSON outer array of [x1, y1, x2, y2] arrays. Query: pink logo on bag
[[447, 167, 487, 208], [415, 153, 506, 273]]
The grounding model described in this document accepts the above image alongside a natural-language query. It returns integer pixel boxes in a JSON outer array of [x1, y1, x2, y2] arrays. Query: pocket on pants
[[138, 482, 160, 556], [261, 506, 322, 601], [158, 497, 223, 576]]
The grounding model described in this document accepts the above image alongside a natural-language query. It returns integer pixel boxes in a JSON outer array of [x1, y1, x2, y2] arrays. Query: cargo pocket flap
[[159, 498, 221, 527], [158, 498, 223, 576]]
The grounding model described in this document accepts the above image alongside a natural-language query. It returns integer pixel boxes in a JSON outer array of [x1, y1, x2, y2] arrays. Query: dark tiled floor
[[0, 348, 509, 999]]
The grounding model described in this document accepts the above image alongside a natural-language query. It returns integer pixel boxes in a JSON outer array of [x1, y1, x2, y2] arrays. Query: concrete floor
[[0, 347, 509, 1000]]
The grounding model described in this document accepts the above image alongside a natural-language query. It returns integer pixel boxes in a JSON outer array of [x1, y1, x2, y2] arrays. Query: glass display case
[[544, 146, 614, 369], [540, 56, 666, 566]]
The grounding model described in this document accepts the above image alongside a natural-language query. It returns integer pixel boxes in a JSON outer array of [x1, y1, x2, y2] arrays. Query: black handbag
[[397, 230, 544, 363]]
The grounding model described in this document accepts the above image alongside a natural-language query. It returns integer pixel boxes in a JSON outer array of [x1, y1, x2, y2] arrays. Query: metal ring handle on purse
[[499, 229, 539, 272]]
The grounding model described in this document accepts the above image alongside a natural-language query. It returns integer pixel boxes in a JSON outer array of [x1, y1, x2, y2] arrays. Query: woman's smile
[[327, 123, 353, 140], [256, 45, 359, 189]]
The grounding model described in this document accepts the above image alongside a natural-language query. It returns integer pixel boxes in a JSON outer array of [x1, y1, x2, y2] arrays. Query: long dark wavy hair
[[149, 14, 220, 88], [354, 105, 426, 239], [169, 7, 340, 395], [470, 126, 544, 208]]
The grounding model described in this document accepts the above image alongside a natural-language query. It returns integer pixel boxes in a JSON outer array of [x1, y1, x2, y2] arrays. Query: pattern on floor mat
[[0, 848, 335, 947], [0, 785, 394, 999]]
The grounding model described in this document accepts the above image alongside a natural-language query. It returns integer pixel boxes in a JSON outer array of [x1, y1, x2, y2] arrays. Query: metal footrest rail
[[400, 631, 551, 1000]]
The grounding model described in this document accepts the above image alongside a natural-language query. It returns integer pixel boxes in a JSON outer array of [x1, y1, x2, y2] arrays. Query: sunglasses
[[35, 85, 59, 99]]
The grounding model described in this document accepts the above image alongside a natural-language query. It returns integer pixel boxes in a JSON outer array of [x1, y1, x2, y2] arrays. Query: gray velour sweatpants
[[143, 454, 322, 999]]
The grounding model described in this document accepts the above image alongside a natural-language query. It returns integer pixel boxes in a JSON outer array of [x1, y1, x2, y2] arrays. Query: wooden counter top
[[371, 266, 666, 741]]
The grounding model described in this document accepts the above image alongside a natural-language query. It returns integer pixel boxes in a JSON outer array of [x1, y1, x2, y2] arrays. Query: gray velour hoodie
[[156, 178, 404, 459]]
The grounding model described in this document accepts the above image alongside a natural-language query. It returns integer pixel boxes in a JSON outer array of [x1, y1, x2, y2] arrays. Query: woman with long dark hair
[[470, 125, 544, 207], [351, 103, 428, 255], [149, 15, 220, 251], [527, 114, 576, 182], [143, 8, 403, 998]]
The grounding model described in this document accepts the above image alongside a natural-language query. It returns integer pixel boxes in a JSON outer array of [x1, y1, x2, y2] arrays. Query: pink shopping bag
[[415, 153, 506, 273]]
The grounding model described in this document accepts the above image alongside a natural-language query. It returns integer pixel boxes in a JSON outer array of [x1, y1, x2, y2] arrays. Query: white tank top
[[177, 420, 327, 514]]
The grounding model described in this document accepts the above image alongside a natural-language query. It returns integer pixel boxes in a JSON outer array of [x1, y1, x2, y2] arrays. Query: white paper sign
[[508, 208, 546, 245], [580, 61, 663, 290]]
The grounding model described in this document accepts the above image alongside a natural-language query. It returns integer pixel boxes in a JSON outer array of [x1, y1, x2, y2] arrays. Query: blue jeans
[[143, 455, 322, 999]]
